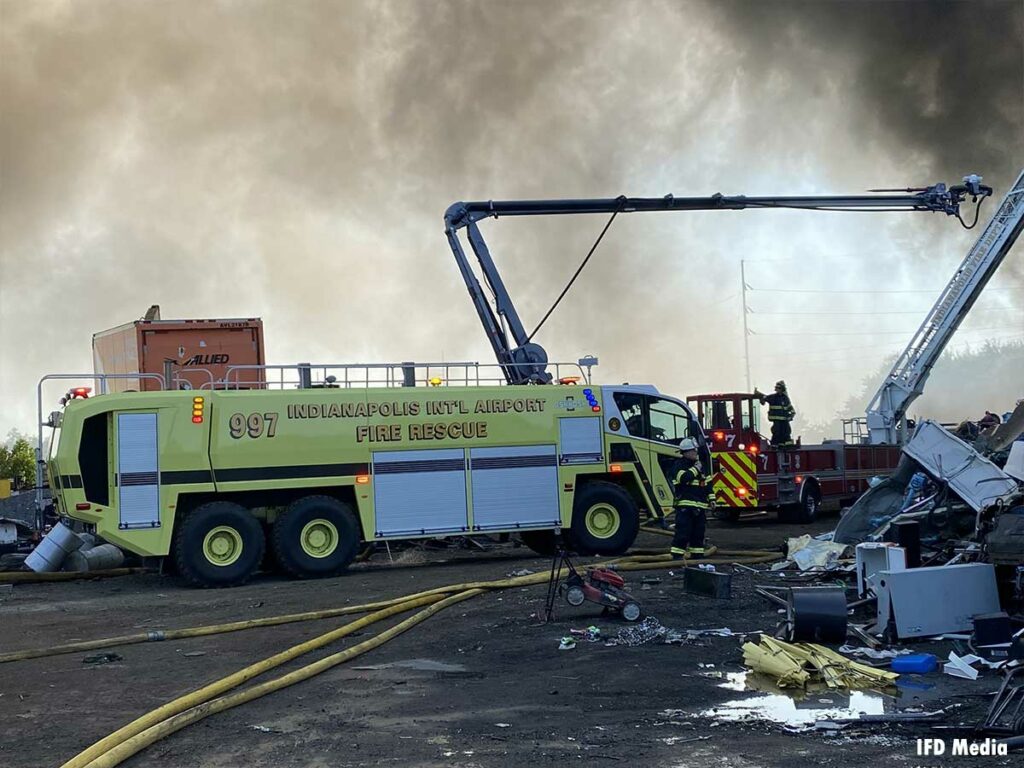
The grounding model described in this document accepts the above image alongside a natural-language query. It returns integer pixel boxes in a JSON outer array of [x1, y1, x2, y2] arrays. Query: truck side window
[[613, 392, 646, 438], [741, 398, 760, 432], [648, 398, 691, 445]]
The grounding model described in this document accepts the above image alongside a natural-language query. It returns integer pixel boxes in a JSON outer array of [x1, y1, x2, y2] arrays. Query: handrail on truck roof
[[215, 360, 596, 390]]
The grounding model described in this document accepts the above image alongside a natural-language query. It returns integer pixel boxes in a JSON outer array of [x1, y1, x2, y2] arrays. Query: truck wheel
[[797, 488, 821, 524], [520, 530, 559, 557], [271, 495, 360, 578], [567, 482, 639, 556], [174, 502, 265, 588]]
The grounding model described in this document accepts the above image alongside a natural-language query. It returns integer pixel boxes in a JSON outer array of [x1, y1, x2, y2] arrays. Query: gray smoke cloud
[[1, 0, 1021, 436]]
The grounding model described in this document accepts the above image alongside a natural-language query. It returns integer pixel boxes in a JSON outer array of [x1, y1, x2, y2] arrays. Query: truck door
[[646, 396, 709, 503], [608, 392, 707, 518]]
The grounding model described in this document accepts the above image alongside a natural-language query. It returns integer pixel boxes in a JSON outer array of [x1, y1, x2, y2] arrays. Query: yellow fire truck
[[45, 363, 710, 586]]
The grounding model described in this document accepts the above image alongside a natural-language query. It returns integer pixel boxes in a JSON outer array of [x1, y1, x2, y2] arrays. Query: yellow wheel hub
[[202, 526, 243, 567], [584, 503, 620, 539], [300, 518, 339, 559]]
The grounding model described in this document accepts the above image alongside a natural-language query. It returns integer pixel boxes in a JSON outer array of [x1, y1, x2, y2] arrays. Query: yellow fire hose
[[60, 592, 449, 768], [3, 550, 779, 665], [56, 552, 780, 768], [0, 592, 440, 664], [66, 590, 486, 768]]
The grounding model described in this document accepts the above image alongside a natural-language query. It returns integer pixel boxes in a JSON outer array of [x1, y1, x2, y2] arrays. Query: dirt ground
[[0, 518, 1016, 768]]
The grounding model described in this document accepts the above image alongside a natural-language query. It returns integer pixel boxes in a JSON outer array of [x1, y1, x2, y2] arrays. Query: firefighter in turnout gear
[[669, 438, 714, 560], [755, 380, 795, 448]]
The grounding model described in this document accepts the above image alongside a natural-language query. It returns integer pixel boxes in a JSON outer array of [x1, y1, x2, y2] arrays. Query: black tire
[[520, 529, 559, 557], [173, 501, 265, 588], [797, 487, 822, 524], [566, 482, 640, 556], [271, 495, 360, 579]]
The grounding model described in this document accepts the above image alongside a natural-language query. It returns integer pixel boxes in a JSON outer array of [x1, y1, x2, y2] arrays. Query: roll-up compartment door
[[559, 417, 603, 465], [470, 445, 559, 531], [373, 448, 467, 537], [117, 412, 160, 529]]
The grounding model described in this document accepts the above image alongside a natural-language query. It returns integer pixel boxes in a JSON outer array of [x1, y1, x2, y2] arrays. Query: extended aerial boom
[[865, 168, 1024, 444], [445, 176, 992, 385]]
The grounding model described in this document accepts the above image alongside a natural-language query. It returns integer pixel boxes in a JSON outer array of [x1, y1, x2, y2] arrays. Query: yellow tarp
[[742, 636, 898, 690]]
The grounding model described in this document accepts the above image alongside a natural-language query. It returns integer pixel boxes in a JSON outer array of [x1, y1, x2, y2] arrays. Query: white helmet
[[678, 438, 698, 452]]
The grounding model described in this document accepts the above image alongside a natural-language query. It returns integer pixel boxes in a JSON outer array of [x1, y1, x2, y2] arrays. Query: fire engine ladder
[[865, 168, 1024, 445]]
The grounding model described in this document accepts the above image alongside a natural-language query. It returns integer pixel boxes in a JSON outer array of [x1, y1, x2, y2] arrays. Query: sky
[[1, 0, 1022, 439]]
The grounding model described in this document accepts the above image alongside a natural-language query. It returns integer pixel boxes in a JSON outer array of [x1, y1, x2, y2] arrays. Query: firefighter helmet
[[678, 438, 698, 453], [775, 380, 787, 392]]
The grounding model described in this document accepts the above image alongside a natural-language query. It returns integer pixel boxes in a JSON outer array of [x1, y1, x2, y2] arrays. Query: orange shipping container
[[93, 307, 265, 392]]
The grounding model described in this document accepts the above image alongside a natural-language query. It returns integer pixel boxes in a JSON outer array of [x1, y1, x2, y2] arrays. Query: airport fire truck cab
[[45, 364, 710, 587]]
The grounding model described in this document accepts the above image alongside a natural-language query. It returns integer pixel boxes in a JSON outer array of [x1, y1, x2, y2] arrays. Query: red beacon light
[[559, 376, 581, 385], [61, 387, 92, 405], [713, 431, 725, 441]]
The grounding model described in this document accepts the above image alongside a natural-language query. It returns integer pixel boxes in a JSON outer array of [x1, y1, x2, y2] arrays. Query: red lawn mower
[[544, 550, 642, 622]]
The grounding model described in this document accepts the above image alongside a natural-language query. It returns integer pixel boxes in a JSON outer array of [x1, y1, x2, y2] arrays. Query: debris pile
[[742, 637, 899, 690]]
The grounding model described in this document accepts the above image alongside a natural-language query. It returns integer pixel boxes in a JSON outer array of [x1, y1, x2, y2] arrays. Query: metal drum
[[788, 587, 848, 644], [25, 522, 84, 572]]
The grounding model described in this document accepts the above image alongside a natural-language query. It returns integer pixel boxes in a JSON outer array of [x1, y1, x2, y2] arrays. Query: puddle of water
[[699, 672, 895, 728], [352, 658, 468, 672]]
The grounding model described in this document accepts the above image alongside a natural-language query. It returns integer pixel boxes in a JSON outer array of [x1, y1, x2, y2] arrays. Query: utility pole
[[741, 259, 751, 392]]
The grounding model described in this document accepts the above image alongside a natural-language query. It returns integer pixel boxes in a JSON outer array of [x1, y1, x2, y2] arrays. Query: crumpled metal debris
[[606, 617, 676, 646], [742, 636, 898, 690], [606, 618, 748, 647]]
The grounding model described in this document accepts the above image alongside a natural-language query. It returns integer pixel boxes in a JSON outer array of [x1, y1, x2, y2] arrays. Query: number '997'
[[229, 412, 279, 439]]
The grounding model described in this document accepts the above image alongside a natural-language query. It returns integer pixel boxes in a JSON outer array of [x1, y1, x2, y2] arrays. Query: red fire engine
[[687, 393, 902, 523]]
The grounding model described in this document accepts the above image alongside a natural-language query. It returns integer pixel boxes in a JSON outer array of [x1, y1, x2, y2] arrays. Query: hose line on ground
[[59, 593, 447, 768], [59, 554, 780, 767], [69, 590, 486, 768], [4, 551, 780, 665], [0, 592, 440, 664]]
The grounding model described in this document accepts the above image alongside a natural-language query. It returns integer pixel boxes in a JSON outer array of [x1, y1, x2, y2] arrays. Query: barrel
[[25, 522, 85, 573], [62, 544, 125, 573]]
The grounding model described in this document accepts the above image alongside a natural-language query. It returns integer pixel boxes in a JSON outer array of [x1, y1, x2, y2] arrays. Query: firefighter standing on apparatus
[[669, 438, 714, 560], [755, 380, 796, 448]]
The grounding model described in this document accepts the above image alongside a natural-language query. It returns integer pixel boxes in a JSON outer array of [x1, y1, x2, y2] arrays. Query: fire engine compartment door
[[470, 445, 559, 531], [558, 417, 604, 464], [372, 448, 468, 537], [116, 412, 161, 529]]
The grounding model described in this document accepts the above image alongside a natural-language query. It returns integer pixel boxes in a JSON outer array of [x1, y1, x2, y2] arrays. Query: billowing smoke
[[1, 0, 1021, 436]]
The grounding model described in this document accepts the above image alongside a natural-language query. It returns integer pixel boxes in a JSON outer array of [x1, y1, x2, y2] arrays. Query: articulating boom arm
[[865, 168, 1024, 444], [444, 176, 992, 385]]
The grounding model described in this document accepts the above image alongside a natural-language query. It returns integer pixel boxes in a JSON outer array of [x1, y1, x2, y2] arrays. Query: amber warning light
[[192, 396, 205, 424]]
